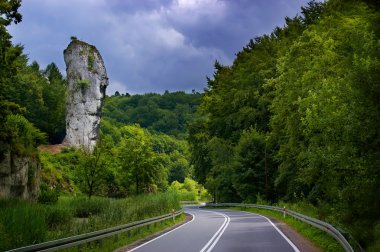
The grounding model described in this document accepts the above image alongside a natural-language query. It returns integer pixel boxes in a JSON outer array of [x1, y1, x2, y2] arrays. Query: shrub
[[178, 191, 197, 201], [38, 183, 59, 204], [87, 53, 95, 71]]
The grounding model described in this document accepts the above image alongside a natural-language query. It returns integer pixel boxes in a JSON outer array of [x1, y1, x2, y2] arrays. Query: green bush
[[178, 191, 197, 201], [38, 183, 59, 204]]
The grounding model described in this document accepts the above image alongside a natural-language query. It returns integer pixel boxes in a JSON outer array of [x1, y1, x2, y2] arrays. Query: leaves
[[189, 0, 380, 248]]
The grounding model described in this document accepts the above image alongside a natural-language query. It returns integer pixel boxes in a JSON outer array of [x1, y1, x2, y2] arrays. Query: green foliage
[[189, 0, 380, 249], [39, 148, 79, 193], [38, 183, 59, 204], [0, 0, 22, 26], [71, 197, 110, 218], [0, 201, 47, 250], [118, 124, 168, 194], [0, 1, 66, 145], [66, 214, 185, 252], [39, 122, 192, 199], [76, 79, 91, 92], [44, 205, 72, 229], [103, 91, 201, 138], [40, 63, 67, 143], [87, 53, 95, 71], [3, 114, 46, 155], [0, 192, 180, 251], [168, 178, 210, 201], [232, 129, 275, 202], [75, 143, 109, 198]]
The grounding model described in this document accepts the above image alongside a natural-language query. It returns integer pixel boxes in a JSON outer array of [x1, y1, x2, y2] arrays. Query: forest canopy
[[188, 0, 380, 249]]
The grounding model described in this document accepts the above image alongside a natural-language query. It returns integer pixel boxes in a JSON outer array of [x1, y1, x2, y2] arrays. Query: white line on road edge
[[256, 213, 300, 252], [128, 213, 195, 252], [199, 210, 230, 252]]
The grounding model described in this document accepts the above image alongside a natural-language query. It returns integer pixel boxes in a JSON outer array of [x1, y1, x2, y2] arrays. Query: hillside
[[103, 91, 201, 138], [188, 0, 380, 249]]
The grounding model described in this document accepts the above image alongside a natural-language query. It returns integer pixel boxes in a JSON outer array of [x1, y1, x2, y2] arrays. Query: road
[[129, 206, 300, 252]]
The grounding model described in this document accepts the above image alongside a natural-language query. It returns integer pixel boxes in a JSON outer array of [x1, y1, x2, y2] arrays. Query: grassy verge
[[61, 214, 185, 252], [207, 206, 344, 252], [0, 192, 180, 251]]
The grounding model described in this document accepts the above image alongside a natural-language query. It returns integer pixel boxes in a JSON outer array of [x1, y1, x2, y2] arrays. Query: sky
[[9, 0, 313, 95]]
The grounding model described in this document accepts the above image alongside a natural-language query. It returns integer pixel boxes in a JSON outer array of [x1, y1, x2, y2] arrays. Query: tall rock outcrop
[[63, 39, 108, 150]]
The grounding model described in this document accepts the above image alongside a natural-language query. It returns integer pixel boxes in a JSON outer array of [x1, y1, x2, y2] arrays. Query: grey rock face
[[63, 40, 108, 150], [0, 149, 40, 200]]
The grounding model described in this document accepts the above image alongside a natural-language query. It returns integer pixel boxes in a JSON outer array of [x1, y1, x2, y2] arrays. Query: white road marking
[[199, 210, 230, 252], [254, 213, 300, 252], [208, 209, 300, 252], [128, 213, 195, 252]]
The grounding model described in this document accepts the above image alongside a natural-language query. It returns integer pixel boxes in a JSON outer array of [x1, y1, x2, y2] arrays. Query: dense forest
[[188, 0, 380, 249], [103, 91, 201, 138], [1, 0, 380, 250], [0, 0, 66, 155]]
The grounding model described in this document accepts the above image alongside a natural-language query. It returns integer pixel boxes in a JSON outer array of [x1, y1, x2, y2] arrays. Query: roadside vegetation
[[168, 178, 211, 202], [0, 192, 180, 251], [60, 215, 185, 252], [189, 0, 380, 250]]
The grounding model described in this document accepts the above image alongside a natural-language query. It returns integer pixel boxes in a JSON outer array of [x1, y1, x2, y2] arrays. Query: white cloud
[[167, 0, 226, 24]]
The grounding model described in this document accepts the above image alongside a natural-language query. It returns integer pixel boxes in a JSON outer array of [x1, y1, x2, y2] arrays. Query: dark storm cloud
[[9, 0, 313, 94]]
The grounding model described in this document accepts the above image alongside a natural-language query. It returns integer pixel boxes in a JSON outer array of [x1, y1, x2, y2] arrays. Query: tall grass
[[0, 192, 180, 251], [0, 199, 47, 251]]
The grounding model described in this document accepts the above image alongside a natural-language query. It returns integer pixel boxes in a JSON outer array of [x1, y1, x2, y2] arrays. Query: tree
[[40, 63, 67, 143], [118, 125, 167, 194], [76, 140, 109, 198], [0, 0, 22, 101], [232, 129, 275, 202]]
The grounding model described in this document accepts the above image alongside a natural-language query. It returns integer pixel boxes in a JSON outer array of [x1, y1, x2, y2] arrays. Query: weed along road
[[129, 206, 299, 252]]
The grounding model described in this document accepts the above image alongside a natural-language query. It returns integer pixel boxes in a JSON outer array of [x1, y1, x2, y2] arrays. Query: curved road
[[129, 206, 299, 252]]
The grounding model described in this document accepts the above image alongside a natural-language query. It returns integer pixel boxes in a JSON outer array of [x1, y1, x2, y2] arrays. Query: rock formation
[[0, 150, 40, 199], [63, 39, 108, 151]]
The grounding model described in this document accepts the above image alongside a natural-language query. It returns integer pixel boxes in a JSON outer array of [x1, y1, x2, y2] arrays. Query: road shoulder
[[270, 217, 323, 252]]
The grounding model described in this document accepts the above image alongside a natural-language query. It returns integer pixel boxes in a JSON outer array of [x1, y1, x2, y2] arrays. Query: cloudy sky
[[9, 0, 312, 95]]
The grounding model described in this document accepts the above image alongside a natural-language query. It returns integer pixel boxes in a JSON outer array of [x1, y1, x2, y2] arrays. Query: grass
[[0, 191, 180, 251], [207, 205, 344, 252], [61, 214, 185, 252]]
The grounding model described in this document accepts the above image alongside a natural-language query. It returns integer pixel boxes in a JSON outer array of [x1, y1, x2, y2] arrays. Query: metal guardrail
[[180, 200, 199, 205], [205, 203, 360, 252], [8, 209, 183, 252]]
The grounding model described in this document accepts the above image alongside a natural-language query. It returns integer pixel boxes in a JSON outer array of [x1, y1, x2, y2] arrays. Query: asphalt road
[[129, 206, 300, 252]]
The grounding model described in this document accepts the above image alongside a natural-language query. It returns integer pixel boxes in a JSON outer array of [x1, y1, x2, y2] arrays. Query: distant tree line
[[103, 91, 201, 138]]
